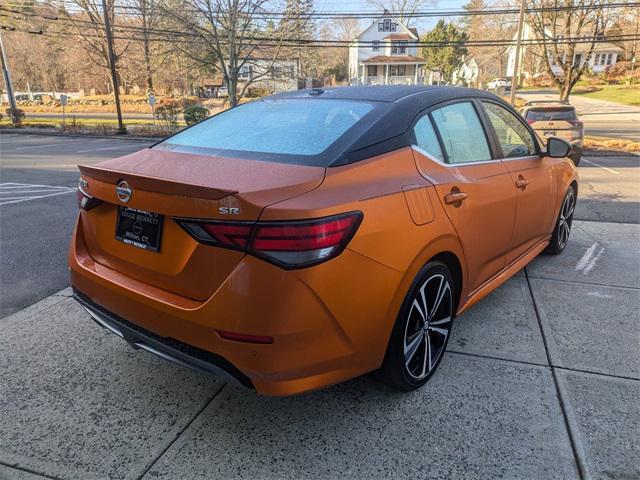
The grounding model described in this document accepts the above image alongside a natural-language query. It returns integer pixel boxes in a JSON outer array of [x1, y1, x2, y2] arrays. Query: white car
[[487, 78, 511, 90], [216, 86, 229, 98]]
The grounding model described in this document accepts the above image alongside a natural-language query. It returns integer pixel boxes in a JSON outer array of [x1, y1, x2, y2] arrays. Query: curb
[[0, 128, 159, 142]]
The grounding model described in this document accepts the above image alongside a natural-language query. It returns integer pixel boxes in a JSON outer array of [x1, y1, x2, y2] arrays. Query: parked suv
[[521, 101, 583, 165]]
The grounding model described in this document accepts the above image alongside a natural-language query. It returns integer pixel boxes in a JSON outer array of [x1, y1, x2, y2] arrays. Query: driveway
[[517, 90, 640, 141]]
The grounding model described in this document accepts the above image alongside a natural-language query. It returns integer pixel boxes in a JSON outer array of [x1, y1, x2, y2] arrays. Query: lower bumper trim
[[72, 288, 253, 389]]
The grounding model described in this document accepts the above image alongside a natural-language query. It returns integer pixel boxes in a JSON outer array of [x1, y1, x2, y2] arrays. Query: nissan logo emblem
[[116, 180, 132, 203]]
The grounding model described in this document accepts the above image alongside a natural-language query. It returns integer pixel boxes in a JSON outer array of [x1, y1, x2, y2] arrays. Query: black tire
[[545, 185, 577, 255], [376, 261, 456, 391]]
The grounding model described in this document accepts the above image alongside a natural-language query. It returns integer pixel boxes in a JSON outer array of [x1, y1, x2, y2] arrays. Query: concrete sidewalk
[[1, 220, 638, 480]]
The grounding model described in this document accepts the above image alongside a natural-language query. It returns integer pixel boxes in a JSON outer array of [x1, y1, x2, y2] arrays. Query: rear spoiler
[[77, 164, 237, 200]]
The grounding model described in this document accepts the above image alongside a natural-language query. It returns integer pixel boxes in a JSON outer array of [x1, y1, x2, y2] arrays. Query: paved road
[[0, 134, 154, 318], [0, 132, 638, 479], [517, 90, 640, 141]]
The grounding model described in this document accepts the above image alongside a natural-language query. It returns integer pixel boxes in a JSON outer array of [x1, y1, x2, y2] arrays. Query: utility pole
[[101, 0, 126, 134], [510, 0, 526, 105], [0, 31, 18, 125]]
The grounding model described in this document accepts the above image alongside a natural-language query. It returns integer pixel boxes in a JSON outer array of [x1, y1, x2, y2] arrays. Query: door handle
[[444, 191, 468, 206], [515, 177, 530, 190]]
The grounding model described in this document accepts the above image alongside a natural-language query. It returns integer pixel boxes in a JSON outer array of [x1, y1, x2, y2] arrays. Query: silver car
[[521, 101, 583, 165]]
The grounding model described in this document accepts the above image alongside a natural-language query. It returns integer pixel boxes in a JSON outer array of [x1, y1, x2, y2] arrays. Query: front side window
[[158, 98, 375, 163], [482, 102, 536, 158], [430, 102, 492, 164], [413, 115, 444, 162]]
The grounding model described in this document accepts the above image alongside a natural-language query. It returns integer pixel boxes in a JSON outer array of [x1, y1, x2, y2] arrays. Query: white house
[[506, 23, 623, 78], [349, 14, 433, 86], [452, 58, 479, 86], [224, 57, 300, 93]]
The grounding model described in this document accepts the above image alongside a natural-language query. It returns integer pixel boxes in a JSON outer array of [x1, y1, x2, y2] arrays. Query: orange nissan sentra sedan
[[70, 86, 578, 395]]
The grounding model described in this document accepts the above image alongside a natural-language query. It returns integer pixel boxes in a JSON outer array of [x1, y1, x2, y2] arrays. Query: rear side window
[[525, 108, 576, 122], [157, 98, 375, 164], [430, 102, 492, 164], [482, 102, 536, 158], [413, 115, 444, 162]]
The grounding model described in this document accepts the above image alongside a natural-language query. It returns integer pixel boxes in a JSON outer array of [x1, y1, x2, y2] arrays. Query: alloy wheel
[[558, 189, 575, 250], [403, 273, 453, 380]]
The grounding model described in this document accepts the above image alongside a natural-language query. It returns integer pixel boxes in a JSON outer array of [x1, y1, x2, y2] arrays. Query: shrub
[[155, 102, 180, 131], [245, 87, 270, 98], [5, 108, 25, 126], [183, 105, 209, 125]]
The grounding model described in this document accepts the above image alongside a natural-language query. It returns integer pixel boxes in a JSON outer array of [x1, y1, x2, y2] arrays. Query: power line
[[2, 3, 638, 46], [2, 0, 638, 20], [3, 22, 640, 48]]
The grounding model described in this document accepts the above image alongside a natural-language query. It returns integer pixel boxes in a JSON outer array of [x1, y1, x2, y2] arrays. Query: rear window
[[155, 98, 376, 166], [525, 107, 576, 122]]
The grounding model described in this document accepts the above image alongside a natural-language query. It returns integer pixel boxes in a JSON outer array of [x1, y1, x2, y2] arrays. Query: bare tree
[[127, 0, 161, 92], [159, 0, 286, 107], [527, 0, 611, 100], [317, 18, 361, 81], [462, 0, 516, 83], [48, 0, 129, 94]]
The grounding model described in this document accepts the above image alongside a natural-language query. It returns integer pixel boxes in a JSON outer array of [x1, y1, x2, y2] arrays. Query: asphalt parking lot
[[0, 132, 638, 479]]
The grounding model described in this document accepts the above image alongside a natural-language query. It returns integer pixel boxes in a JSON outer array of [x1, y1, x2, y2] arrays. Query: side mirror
[[547, 137, 572, 158]]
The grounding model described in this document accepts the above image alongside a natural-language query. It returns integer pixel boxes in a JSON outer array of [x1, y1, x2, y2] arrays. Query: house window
[[372, 41, 380, 51], [271, 66, 283, 79], [573, 54, 582, 68], [367, 65, 377, 77], [378, 18, 397, 32], [391, 41, 407, 55], [606, 53, 613, 65], [390, 65, 406, 76], [239, 65, 252, 80], [594, 53, 600, 65]]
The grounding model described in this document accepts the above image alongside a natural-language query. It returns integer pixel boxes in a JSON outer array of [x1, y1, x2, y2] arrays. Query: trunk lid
[[77, 148, 325, 301]]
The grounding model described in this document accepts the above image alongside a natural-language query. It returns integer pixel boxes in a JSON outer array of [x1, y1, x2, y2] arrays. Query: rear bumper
[[73, 288, 253, 388], [69, 215, 403, 395]]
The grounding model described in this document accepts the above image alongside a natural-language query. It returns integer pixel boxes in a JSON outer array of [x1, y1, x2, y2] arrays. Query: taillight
[[177, 220, 253, 251], [175, 211, 363, 269], [526, 119, 535, 125], [76, 178, 101, 211]]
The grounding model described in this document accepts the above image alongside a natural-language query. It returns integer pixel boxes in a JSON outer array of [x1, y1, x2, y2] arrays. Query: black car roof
[[270, 86, 511, 166], [271, 85, 497, 104]]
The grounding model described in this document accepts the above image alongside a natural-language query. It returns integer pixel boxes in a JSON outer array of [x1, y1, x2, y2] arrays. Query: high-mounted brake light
[[175, 211, 363, 269]]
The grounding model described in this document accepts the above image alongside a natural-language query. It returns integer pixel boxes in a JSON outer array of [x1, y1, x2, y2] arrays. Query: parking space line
[[0, 183, 72, 190], [581, 158, 620, 175], [1, 137, 59, 145], [77, 144, 151, 153], [14, 140, 102, 151], [0, 182, 76, 206], [0, 189, 75, 206]]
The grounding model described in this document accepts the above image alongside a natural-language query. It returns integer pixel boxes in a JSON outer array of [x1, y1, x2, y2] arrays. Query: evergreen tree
[[422, 20, 469, 83]]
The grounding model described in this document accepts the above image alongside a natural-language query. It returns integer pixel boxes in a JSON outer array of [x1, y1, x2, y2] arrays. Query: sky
[[313, 0, 472, 34]]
